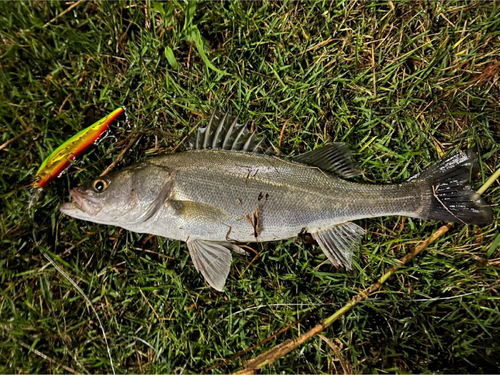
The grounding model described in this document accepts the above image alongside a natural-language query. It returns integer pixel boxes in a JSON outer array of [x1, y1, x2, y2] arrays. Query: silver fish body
[[60, 111, 493, 290], [130, 150, 421, 242]]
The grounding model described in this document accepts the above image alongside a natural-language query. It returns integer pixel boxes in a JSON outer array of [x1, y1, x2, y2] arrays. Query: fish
[[60, 110, 493, 291], [33, 107, 124, 189]]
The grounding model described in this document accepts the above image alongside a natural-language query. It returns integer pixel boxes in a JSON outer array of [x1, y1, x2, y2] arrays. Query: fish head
[[60, 163, 173, 226]]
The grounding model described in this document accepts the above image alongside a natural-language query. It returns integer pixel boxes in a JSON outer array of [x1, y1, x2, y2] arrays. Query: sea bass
[[60, 111, 493, 290]]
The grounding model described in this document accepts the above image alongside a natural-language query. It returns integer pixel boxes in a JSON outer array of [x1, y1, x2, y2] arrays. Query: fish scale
[[158, 149, 423, 242]]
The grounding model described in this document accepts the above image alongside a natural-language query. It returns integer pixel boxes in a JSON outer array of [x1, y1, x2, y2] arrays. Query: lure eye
[[93, 179, 108, 193]]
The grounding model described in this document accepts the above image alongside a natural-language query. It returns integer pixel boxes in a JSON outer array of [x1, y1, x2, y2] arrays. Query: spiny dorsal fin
[[188, 110, 268, 153], [294, 143, 362, 178]]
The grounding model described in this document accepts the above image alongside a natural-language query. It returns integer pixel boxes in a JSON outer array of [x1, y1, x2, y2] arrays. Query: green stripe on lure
[[33, 107, 124, 189]]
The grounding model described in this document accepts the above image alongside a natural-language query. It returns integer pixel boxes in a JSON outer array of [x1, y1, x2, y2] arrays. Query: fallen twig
[[0, 128, 33, 151], [235, 223, 452, 374], [43, 0, 85, 28], [16, 339, 79, 374], [234, 166, 499, 374], [207, 298, 333, 372], [100, 133, 141, 177], [171, 122, 201, 153]]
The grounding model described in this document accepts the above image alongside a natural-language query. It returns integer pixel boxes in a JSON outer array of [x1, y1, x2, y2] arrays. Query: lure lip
[[33, 107, 125, 189]]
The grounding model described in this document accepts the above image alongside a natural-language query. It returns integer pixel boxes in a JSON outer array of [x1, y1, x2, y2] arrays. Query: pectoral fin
[[187, 239, 239, 291], [167, 200, 231, 223], [312, 222, 364, 269]]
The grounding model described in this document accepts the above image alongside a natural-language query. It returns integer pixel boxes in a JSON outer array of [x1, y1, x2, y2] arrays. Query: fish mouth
[[60, 188, 103, 217]]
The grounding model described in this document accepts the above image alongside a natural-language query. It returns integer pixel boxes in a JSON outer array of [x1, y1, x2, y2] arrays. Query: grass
[[0, 0, 499, 373]]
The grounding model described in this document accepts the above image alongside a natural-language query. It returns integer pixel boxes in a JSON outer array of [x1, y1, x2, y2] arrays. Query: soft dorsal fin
[[294, 143, 362, 178], [188, 110, 268, 153]]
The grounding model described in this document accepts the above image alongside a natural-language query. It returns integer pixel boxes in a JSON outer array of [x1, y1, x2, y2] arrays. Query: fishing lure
[[32, 107, 124, 189]]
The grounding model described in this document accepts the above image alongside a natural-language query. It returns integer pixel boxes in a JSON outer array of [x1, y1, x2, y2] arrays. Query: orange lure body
[[33, 107, 124, 188]]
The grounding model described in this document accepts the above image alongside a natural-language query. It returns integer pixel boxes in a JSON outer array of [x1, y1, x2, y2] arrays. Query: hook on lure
[[32, 107, 125, 189]]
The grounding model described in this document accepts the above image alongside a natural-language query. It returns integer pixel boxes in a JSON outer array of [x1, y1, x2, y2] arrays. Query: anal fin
[[187, 239, 239, 291], [312, 222, 364, 270]]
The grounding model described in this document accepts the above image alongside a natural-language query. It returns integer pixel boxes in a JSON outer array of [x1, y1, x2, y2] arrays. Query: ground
[[0, 1, 499, 373]]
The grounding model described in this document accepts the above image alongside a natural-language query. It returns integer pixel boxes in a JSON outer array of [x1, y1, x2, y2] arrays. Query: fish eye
[[93, 179, 108, 193]]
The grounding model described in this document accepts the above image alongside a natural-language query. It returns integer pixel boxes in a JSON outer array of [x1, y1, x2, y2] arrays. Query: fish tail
[[410, 151, 493, 225]]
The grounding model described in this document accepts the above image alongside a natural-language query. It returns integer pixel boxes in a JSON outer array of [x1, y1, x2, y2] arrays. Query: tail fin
[[410, 151, 493, 225]]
